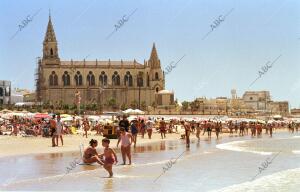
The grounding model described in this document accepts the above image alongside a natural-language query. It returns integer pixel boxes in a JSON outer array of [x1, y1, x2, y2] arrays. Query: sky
[[0, 0, 299, 107]]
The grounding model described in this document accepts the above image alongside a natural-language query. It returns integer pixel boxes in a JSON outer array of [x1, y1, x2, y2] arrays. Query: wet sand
[[1, 129, 299, 191]]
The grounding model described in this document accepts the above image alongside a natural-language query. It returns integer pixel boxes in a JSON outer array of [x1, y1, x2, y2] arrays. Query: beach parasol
[[123, 109, 145, 115], [34, 113, 50, 119]]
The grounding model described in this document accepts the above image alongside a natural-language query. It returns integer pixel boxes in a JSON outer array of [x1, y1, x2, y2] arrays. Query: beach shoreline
[[0, 128, 289, 158]]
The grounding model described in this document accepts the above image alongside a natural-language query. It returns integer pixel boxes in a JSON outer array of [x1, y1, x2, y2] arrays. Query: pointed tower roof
[[149, 43, 159, 61], [148, 43, 160, 68], [44, 13, 57, 43]]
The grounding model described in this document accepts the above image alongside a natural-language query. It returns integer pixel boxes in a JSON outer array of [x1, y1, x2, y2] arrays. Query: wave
[[216, 140, 273, 155], [292, 150, 300, 154], [211, 168, 300, 192]]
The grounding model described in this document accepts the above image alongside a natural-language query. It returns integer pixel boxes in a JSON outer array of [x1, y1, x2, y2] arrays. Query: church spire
[[42, 12, 60, 64], [148, 43, 160, 68], [44, 12, 57, 43]]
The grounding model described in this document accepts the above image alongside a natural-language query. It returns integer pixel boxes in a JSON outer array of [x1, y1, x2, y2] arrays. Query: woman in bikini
[[82, 139, 103, 165]]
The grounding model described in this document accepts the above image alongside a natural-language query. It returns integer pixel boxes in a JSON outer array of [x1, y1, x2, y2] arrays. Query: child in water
[[100, 138, 118, 177]]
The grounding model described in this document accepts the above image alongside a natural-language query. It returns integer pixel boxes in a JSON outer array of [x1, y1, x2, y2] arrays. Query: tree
[[141, 101, 146, 110], [181, 101, 190, 111], [130, 100, 138, 109], [107, 98, 117, 110], [121, 103, 128, 110]]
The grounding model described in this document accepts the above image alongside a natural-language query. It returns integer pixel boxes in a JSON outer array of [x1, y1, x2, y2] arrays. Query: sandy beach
[[0, 131, 185, 158], [0, 128, 289, 158]]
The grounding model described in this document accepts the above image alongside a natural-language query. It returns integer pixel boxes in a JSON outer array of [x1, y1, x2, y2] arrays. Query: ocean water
[[1, 132, 300, 191]]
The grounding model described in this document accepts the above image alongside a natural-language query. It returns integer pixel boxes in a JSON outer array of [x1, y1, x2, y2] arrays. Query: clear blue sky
[[0, 0, 299, 107]]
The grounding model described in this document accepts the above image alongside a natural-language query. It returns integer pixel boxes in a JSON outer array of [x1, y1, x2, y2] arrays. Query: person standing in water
[[196, 122, 201, 140], [83, 118, 90, 138], [215, 121, 221, 139], [207, 121, 212, 138], [83, 139, 103, 165], [130, 120, 138, 147], [100, 138, 118, 177], [159, 118, 166, 139], [146, 119, 153, 139], [117, 128, 133, 165], [119, 115, 130, 132], [55, 115, 64, 146], [181, 121, 190, 148]]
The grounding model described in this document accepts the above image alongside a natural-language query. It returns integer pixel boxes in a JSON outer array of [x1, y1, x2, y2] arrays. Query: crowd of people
[[1, 113, 300, 177]]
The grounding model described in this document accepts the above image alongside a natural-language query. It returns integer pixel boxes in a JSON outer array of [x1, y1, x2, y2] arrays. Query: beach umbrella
[[88, 115, 100, 122], [123, 108, 145, 115], [0, 109, 12, 114], [61, 116, 74, 122], [34, 113, 50, 119], [60, 114, 71, 118]]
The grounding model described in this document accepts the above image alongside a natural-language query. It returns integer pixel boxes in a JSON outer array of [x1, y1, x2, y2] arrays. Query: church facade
[[36, 15, 165, 109]]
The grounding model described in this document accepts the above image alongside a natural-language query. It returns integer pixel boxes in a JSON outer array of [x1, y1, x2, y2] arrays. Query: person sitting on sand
[[83, 139, 104, 165], [100, 138, 118, 177]]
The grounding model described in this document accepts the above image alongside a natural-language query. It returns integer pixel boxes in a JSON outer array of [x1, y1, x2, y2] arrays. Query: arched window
[[112, 71, 120, 86], [74, 71, 83, 86], [62, 71, 70, 86], [87, 71, 95, 86], [124, 71, 133, 87], [49, 71, 58, 86], [147, 73, 150, 87], [155, 72, 159, 80], [137, 75, 143, 87], [156, 87, 159, 93], [99, 71, 108, 86], [50, 48, 53, 56]]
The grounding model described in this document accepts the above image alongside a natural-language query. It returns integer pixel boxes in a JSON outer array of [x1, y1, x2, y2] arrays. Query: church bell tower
[[42, 12, 60, 65]]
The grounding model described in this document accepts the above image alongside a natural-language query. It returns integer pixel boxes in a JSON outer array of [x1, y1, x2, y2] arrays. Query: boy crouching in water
[[100, 138, 118, 177]]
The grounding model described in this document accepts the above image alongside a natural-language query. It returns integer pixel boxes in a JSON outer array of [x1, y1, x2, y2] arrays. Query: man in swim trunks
[[101, 138, 118, 177], [119, 115, 130, 132], [130, 120, 138, 147], [117, 127, 133, 165], [55, 115, 63, 146], [50, 114, 57, 147], [83, 139, 104, 165]]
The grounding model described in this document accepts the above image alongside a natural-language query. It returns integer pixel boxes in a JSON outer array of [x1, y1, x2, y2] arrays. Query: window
[[50, 48, 53, 55], [124, 71, 133, 87], [137, 75, 143, 87], [49, 71, 58, 86], [250, 97, 253, 100], [87, 71, 95, 86], [155, 72, 159, 80], [74, 71, 83, 86], [112, 71, 120, 86], [147, 73, 150, 87], [0, 88, 3, 96], [62, 71, 70, 86], [156, 87, 159, 92], [99, 71, 108, 86]]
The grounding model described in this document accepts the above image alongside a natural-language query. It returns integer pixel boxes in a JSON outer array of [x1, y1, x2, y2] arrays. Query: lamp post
[[75, 90, 81, 115], [137, 75, 142, 109]]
